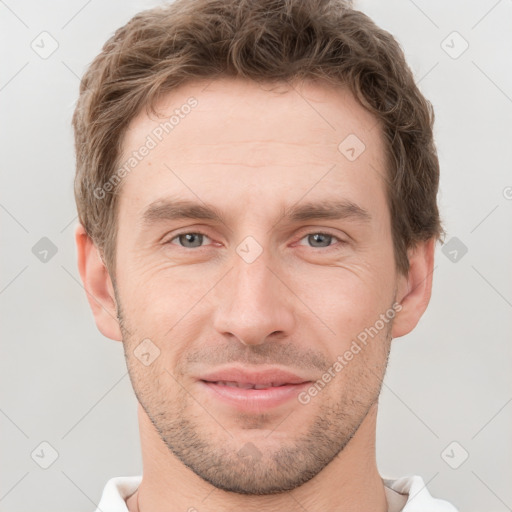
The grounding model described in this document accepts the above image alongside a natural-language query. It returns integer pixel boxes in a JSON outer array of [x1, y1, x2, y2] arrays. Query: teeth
[[214, 381, 277, 389], [234, 382, 255, 389]]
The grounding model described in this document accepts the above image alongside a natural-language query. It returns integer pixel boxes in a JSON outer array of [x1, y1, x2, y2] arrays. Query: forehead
[[117, 77, 388, 220]]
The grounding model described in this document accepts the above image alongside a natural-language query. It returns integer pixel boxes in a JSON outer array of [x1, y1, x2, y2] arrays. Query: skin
[[75, 77, 435, 512]]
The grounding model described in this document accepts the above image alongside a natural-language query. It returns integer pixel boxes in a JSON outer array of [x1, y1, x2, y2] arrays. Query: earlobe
[[391, 238, 436, 339], [74, 223, 123, 341]]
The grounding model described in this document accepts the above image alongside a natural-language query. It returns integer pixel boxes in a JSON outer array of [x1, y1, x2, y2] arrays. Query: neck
[[126, 403, 387, 512]]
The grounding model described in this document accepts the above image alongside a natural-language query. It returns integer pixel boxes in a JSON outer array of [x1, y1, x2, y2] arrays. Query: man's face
[[113, 78, 402, 494]]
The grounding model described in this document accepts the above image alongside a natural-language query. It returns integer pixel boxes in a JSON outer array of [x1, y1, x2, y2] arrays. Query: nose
[[212, 252, 296, 346]]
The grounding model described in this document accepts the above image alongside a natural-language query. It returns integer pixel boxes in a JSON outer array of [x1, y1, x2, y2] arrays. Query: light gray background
[[1, 0, 511, 511]]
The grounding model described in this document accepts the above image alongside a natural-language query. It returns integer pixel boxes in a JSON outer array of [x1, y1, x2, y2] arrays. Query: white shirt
[[94, 475, 458, 511]]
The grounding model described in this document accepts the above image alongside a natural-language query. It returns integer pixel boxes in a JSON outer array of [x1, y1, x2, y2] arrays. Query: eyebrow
[[140, 197, 371, 228]]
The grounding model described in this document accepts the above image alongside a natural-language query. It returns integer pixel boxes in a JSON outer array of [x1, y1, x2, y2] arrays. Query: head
[[74, 0, 443, 495]]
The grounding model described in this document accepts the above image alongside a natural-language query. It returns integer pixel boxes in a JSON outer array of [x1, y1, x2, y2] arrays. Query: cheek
[[118, 258, 213, 319], [118, 268, 218, 368], [291, 264, 392, 329]]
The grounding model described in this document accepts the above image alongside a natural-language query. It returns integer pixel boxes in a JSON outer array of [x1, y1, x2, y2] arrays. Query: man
[[73, 0, 457, 510]]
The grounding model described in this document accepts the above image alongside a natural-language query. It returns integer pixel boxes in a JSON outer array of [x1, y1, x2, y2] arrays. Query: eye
[[165, 231, 345, 251], [297, 232, 344, 249], [168, 232, 212, 248]]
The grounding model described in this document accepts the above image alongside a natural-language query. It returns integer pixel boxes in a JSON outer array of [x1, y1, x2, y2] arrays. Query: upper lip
[[198, 366, 312, 386]]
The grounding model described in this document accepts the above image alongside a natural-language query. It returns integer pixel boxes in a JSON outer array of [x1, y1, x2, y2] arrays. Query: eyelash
[[165, 230, 346, 251]]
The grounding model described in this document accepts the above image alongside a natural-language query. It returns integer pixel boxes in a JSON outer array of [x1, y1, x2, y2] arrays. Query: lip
[[199, 380, 311, 413], [196, 366, 313, 413], [198, 366, 311, 386]]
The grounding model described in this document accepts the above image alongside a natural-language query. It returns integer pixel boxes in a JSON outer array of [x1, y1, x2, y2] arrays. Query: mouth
[[196, 367, 313, 412], [202, 380, 303, 389]]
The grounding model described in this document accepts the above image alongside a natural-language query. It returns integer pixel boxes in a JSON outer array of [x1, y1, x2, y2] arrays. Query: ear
[[391, 238, 436, 339], [75, 223, 122, 341]]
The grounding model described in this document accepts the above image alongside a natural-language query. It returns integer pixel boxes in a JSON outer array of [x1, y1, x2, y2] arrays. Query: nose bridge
[[212, 245, 295, 345], [232, 253, 275, 308]]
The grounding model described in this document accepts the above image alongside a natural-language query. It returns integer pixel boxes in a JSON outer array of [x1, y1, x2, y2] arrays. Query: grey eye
[[172, 233, 207, 248], [305, 233, 334, 248]]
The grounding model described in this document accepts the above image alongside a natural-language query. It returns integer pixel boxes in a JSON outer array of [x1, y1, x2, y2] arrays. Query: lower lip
[[199, 381, 311, 412]]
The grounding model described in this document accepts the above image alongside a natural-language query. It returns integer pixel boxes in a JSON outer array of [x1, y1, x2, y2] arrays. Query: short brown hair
[[72, 0, 444, 278]]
